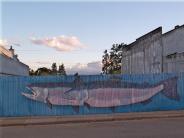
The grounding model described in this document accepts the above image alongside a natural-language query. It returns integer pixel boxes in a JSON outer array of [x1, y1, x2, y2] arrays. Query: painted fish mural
[[22, 75, 179, 111]]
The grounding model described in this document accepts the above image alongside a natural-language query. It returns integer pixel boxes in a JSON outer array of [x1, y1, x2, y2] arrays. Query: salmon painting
[[22, 75, 179, 111]]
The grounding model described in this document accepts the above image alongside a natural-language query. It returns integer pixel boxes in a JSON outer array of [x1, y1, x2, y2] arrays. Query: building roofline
[[0, 54, 29, 69], [123, 27, 162, 50], [163, 24, 184, 36], [0, 46, 29, 69], [136, 27, 162, 41]]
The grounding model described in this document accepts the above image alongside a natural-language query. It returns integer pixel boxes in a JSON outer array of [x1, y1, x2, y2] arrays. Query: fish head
[[22, 86, 49, 103]]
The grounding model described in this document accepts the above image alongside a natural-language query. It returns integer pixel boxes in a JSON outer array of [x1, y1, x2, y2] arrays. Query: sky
[[1, 1, 184, 74]]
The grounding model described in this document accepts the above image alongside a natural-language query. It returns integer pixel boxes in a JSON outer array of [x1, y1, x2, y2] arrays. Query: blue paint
[[0, 73, 183, 117]]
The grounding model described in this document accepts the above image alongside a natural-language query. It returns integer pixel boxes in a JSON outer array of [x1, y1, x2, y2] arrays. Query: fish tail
[[162, 76, 180, 101]]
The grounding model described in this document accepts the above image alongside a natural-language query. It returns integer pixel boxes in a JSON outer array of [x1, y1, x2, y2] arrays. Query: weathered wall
[[164, 53, 184, 73], [162, 26, 184, 56], [162, 26, 184, 73], [122, 25, 184, 74], [121, 28, 163, 74], [0, 55, 29, 76], [0, 74, 183, 117]]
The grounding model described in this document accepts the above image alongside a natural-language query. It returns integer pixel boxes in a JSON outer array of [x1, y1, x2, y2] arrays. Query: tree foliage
[[102, 43, 126, 74], [51, 63, 57, 75], [29, 63, 67, 76], [58, 64, 66, 75], [34, 67, 52, 76]]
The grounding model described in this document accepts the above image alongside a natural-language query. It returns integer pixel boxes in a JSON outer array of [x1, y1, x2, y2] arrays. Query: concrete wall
[[121, 28, 162, 74], [142, 33, 162, 73], [162, 26, 184, 73], [122, 25, 184, 74], [164, 53, 184, 73], [163, 26, 184, 56], [0, 55, 29, 76]]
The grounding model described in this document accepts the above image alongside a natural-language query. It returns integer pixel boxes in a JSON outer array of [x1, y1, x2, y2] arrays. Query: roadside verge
[[1, 110, 184, 127]]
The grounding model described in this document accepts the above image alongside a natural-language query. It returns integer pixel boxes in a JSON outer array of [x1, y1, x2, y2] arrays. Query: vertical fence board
[[0, 73, 183, 117]]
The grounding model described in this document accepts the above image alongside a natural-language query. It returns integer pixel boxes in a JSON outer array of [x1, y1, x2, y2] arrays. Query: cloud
[[12, 43, 21, 47], [30, 35, 86, 52], [28, 61, 102, 74], [0, 39, 21, 47], [0, 39, 8, 47], [66, 61, 102, 75], [28, 61, 52, 70], [34, 61, 51, 65]]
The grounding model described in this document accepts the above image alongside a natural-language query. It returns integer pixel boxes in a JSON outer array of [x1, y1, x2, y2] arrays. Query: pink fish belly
[[48, 89, 81, 106], [49, 96, 80, 106], [86, 85, 163, 107]]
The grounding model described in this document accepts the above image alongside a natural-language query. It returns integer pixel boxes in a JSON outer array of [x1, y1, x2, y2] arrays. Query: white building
[[0, 46, 29, 76]]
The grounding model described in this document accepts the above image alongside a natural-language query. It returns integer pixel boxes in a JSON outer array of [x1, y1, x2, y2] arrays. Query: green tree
[[102, 43, 126, 74], [102, 50, 110, 74], [51, 63, 57, 75], [34, 67, 52, 76], [109, 43, 124, 73], [29, 69, 35, 76], [29, 62, 67, 76], [58, 64, 66, 75]]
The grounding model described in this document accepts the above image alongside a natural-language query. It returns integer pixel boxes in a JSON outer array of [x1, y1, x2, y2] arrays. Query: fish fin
[[162, 77, 180, 101], [46, 98, 52, 109], [140, 99, 152, 105], [64, 88, 74, 94], [73, 73, 84, 89], [74, 73, 79, 77], [73, 73, 81, 83], [63, 88, 78, 100], [84, 102, 90, 110], [72, 106, 80, 113], [110, 107, 115, 113]]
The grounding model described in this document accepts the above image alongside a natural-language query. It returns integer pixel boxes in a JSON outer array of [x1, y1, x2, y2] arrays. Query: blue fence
[[0, 73, 184, 117]]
